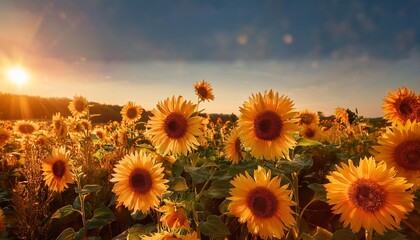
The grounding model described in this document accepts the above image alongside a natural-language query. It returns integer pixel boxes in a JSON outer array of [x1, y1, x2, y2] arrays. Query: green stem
[[291, 172, 300, 240], [365, 229, 373, 240]]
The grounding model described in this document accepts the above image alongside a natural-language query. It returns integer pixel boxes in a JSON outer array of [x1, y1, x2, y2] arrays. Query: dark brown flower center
[[348, 179, 386, 212], [164, 113, 188, 139], [129, 168, 153, 194], [394, 140, 420, 170], [0, 133, 9, 141], [235, 138, 242, 157], [254, 111, 282, 140], [197, 86, 208, 99], [19, 124, 35, 134], [304, 128, 315, 138], [398, 100, 413, 116], [52, 160, 66, 178], [126, 107, 138, 119], [247, 187, 278, 218], [74, 100, 86, 112]]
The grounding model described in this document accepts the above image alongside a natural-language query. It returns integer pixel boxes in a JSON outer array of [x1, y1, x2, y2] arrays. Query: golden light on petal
[[145, 96, 203, 156], [6, 67, 29, 86], [0, 128, 12, 147], [238, 90, 298, 160], [224, 127, 244, 164], [68, 95, 88, 117], [42, 147, 74, 192], [325, 157, 414, 234], [297, 109, 319, 126], [110, 152, 168, 213], [14, 120, 38, 135], [228, 166, 296, 239], [158, 199, 190, 229], [372, 120, 420, 187], [121, 101, 143, 123]]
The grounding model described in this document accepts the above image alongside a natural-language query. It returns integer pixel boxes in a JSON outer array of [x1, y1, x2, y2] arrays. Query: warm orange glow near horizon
[[6, 67, 29, 86]]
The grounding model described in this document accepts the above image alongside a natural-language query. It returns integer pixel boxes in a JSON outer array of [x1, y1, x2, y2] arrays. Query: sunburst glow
[[6, 67, 29, 86]]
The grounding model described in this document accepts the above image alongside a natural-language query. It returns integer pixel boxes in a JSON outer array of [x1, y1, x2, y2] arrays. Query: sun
[[6, 67, 29, 86]]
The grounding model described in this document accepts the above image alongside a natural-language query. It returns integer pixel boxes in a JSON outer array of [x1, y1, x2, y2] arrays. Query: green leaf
[[74, 227, 86, 240], [301, 233, 316, 240], [131, 211, 149, 221], [199, 215, 230, 238], [308, 183, 327, 202], [73, 198, 92, 219], [298, 138, 323, 146], [52, 205, 76, 219], [75, 184, 102, 194], [276, 155, 313, 174], [168, 177, 189, 192], [219, 199, 230, 214], [374, 230, 406, 240], [86, 207, 115, 229], [203, 180, 231, 199], [184, 165, 212, 184], [332, 229, 358, 240], [227, 160, 258, 177], [56, 227, 75, 240]]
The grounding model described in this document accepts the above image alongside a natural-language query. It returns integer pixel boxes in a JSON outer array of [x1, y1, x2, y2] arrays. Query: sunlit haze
[[1, 1, 419, 117]]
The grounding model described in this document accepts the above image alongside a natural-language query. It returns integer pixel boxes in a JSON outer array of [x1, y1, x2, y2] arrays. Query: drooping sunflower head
[[194, 79, 215, 101], [121, 101, 143, 123], [14, 120, 38, 135], [325, 157, 414, 234], [297, 109, 319, 126], [224, 127, 244, 164], [382, 86, 419, 125], [42, 147, 74, 192], [110, 151, 168, 213], [228, 166, 296, 239], [145, 96, 203, 156], [372, 120, 420, 187], [238, 90, 298, 160], [0, 128, 12, 147], [335, 107, 349, 126], [158, 199, 190, 229], [300, 124, 321, 140], [68, 95, 88, 117]]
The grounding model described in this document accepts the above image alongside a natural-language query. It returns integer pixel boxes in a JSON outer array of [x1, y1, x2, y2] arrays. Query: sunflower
[[52, 113, 67, 138], [42, 147, 74, 192], [297, 109, 319, 126], [335, 107, 349, 126], [142, 230, 198, 240], [325, 157, 414, 234], [121, 101, 143, 123], [94, 128, 107, 141], [145, 96, 202, 156], [158, 199, 190, 229], [68, 95, 88, 117], [14, 120, 38, 135], [228, 166, 296, 239], [0, 208, 5, 232], [300, 124, 321, 140], [110, 152, 168, 213], [0, 128, 12, 147], [224, 128, 244, 164], [382, 86, 419, 125], [194, 79, 215, 101], [372, 120, 420, 187], [238, 90, 298, 160]]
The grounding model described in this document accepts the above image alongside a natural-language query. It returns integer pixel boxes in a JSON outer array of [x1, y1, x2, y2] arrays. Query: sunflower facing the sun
[[14, 120, 38, 135], [42, 147, 74, 192], [372, 120, 420, 187], [194, 79, 215, 102], [110, 151, 168, 213], [145, 96, 203, 156], [228, 166, 296, 239], [238, 90, 298, 160], [68, 95, 89, 117], [325, 157, 414, 234], [121, 101, 143, 123], [382, 86, 419, 125]]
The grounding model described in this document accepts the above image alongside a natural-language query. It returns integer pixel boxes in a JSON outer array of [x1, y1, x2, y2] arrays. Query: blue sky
[[1, 0, 419, 117]]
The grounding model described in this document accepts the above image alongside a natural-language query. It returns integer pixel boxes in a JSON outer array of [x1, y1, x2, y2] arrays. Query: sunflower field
[[0, 82, 419, 240]]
